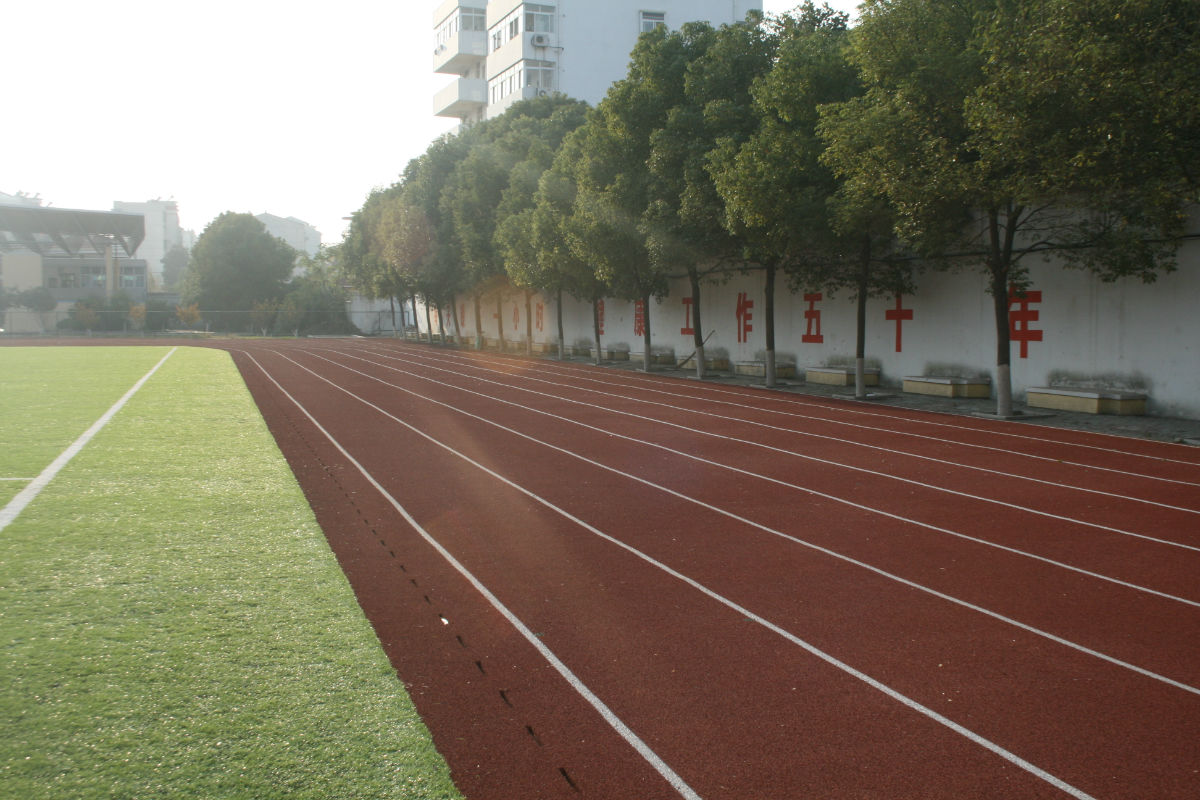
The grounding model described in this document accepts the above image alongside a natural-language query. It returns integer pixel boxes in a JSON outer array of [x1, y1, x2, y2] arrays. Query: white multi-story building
[[112, 199, 185, 290], [433, 1, 762, 124], [254, 213, 322, 258]]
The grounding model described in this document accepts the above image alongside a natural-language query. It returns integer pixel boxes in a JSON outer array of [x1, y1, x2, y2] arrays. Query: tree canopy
[[339, 1, 1198, 397], [182, 212, 296, 317]]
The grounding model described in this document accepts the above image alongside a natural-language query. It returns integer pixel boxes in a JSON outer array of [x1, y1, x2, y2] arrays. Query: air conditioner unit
[[538, 89, 549, 97], [530, 33, 550, 47]]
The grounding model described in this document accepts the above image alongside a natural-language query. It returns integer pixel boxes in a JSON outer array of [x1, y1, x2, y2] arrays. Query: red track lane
[[305, 345, 1200, 690], [352, 344, 1200, 548], [228, 340, 1199, 800]]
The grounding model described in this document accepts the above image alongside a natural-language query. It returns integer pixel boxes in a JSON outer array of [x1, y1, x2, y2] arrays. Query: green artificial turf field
[[0, 346, 461, 799]]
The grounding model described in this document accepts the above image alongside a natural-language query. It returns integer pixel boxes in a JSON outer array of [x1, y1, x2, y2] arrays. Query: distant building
[[0, 203, 147, 332], [432, 0, 762, 124], [0, 190, 44, 209], [112, 199, 187, 290], [255, 213, 321, 258]]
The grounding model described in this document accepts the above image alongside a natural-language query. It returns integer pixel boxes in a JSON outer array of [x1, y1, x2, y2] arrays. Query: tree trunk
[[410, 294, 420, 342], [496, 292, 506, 352], [690, 271, 705, 379], [592, 296, 602, 366], [988, 206, 1019, 418], [854, 239, 871, 400], [437, 301, 446, 343], [642, 290, 652, 373], [764, 262, 777, 388], [389, 296, 397, 337], [473, 294, 483, 350], [424, 301, 433, 345], [525, 290, 533, 357], [992, 265, 1013, 417], [556, 287, 565, 361], [451, 296, 463, 346]]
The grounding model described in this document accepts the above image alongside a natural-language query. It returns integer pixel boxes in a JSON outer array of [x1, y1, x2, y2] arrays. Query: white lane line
[[244, 351, 703, 800], [0, 348, 177, 533], [345, 347, 1200, 550], [328, 347, 1200, 599], [499, 348, 1200, 469], [296, 348, 1200, 697], [377, 345, 1200, 508], [268, 348, 1098, 800], [405, 343, 1200, 479]]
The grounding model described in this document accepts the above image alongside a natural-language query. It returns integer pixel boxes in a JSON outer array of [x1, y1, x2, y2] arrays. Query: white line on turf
[[266, 348, 1098, 800], [0, 348, 177, 534], [244, 351, 703, 800]]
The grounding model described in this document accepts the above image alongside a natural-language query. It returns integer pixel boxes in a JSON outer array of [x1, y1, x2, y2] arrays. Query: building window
[[509, 17, 520, 39], [462, 9, 485, 31], [492, 31, 503, 50], [525, 59, 556, 91], [82, 266, 105, 288], [525, 4, 555, 33], [120, 265, 145, 289], [640, 11, 666, 33]]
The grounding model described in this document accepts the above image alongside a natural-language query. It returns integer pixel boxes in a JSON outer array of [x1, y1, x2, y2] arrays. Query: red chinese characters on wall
[[1008, 287, 1043, 358], [736, 292, 754, 343], [885, 294, 914, 352], [633, 299, 645, 337], [802, 293, 824, 344], [681, 297, 694, 336]]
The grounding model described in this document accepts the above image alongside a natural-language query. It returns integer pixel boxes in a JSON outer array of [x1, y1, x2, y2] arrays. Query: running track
[[225, 338, 1200, 800]]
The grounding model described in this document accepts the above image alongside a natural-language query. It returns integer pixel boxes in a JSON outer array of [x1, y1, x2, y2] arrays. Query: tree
[[528, 126, 612, 362], [820, 0, 1198, 415], [645, 15, 775, 377], [567, 30, 690, 372], [493, 98, 591, 356], [161, 244, 189, 291], [182, 212, 295, 330]]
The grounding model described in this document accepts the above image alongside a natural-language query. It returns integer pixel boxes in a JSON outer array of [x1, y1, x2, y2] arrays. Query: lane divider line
[[457, 343, 1200, 469], [384, 343, 1200, 496], [244, 351, 703, 800], [315, 348, 1200, 611], [399, 342, 1200, 477], [344, 347, 1200, 546], [0, 348, 177, 534], [294, 348, 1200, 697], [263, 348, 1098, 800]]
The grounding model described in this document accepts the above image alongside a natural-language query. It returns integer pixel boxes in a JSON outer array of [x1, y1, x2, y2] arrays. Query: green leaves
[[182, 213, 296, 314]]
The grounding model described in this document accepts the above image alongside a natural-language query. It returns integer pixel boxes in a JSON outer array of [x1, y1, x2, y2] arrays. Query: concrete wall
[[449, 236, 1200, 418]]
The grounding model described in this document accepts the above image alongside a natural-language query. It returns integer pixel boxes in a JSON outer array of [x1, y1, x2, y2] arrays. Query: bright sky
[[4, 1, 859, 247]]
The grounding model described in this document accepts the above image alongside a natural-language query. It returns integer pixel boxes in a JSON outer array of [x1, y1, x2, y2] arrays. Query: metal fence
[[0, 308, 361, 337]]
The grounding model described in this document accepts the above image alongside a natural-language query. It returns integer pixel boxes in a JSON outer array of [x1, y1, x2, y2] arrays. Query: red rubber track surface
[[59, 339, 1200, 799]]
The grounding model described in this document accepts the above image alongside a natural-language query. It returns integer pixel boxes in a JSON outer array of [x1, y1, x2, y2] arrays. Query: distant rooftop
[[0, 205, 145, 258]]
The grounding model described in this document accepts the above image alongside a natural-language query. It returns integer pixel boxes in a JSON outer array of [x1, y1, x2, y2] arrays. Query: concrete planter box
[[679, 356, 730, 371], [1026, 387, 1147, 415], [805, 366, 879, 386], [735, 361, 797, 379], [903, 376, 991, 398]]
